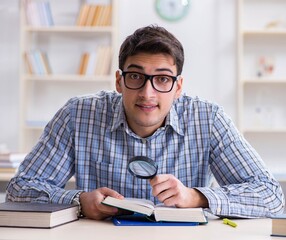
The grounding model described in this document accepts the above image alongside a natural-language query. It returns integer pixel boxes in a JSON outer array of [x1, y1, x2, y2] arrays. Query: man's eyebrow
[[126, 65, 174, 74], [126, 64, 143, 70], [155, 68, 174, 74]]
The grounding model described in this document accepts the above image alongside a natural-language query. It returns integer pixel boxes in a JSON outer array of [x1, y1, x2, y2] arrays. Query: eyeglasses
[[118, 69, 180, 93]]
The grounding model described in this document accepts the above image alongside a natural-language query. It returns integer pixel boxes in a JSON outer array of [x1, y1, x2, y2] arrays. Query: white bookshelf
[[19, 0, 118, 152], [237, 0, 286, 180]]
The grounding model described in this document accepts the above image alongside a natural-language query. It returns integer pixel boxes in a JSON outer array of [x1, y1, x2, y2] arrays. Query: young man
[[6, 25, 284, 220]]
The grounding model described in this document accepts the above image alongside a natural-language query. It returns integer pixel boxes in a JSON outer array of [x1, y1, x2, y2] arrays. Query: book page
[[124, 198, 155, 209], [102, 196, 155, 216], [154, 207, 207, 223]]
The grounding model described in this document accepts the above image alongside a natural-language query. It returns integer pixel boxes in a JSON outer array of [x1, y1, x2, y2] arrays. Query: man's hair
[[118, 25, 184, 75]]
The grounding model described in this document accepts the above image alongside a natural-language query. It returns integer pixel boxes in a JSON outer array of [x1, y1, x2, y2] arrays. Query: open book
[[102, 196, 207, 223]]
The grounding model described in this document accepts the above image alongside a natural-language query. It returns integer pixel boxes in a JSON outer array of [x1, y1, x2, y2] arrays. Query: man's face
[[116, 53, 183, 137]]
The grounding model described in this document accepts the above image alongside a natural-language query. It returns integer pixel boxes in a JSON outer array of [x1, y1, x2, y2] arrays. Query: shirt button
[[141, 138, 147, 144]]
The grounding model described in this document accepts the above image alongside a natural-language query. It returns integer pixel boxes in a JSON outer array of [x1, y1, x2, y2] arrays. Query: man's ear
[[175, 76, 183, 99], [115, 70, 122, 93]]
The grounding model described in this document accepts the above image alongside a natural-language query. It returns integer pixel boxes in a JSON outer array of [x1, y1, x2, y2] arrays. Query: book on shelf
[[78, 53, 89, 75], [102, 196, 208, 223], [23, 0, 54, 27], [91, 5, 101, 26], [41, 52, 52, 74], [76, 4, 90, 26], [76, 4, 112, 27], [96, 46, 112, 76], [0, 202, 78, 229], [97, 5, 112, 26], [24, 52, 33, 74], [271, 214, 286, 237], [85, 52, 97, 76], [85, 5, 97, 26], [24, 50, 52, 75], [78, 47, 111, 76], [93, 46, 112, 76]]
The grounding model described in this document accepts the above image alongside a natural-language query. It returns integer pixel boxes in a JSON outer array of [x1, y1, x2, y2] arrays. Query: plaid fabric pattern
[[6, 91, 284, 217]]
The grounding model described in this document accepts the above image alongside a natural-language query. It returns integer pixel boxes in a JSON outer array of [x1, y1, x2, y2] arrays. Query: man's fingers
[[100, 187, 124, 199], [150, 174, 170, 186]]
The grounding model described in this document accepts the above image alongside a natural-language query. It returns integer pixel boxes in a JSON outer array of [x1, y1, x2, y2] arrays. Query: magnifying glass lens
[[128, 156, 158, 179]]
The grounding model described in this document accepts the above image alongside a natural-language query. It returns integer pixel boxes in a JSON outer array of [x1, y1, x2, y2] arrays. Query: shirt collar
[[166, 104, 184, 136], [111, 99, 126, 131]]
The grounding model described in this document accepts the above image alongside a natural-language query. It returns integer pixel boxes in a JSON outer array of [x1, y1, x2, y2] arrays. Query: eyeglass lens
[[124, 72, 175, 92]]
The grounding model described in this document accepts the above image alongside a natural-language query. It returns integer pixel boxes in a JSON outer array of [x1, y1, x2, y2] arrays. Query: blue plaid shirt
[[6, 91, 284, 217]]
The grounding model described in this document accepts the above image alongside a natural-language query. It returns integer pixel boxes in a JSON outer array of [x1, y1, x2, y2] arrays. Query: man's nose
[[139, 78, 156, 95]]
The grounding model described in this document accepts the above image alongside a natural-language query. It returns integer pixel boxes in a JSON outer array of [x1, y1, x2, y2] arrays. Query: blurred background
[[0, 0, 285, 201]]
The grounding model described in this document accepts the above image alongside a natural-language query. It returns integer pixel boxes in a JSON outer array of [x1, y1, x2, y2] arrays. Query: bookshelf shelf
[[24, 26, 114, 33], [242, 78, 286, 84], [23, 74, 114, 82], [243, 128, 286, 134], [243, 29, 286, 36], [237, 0, 286, 177], [19, 0, 118, 152]]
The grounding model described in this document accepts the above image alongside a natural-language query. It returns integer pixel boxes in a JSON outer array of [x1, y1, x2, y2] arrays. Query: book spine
[[27, 1, 41, 26], [76, 4, 90, 26], [85, 52, 97, 76], [44, 1, 54, 26], [24, 52, 34, 74]]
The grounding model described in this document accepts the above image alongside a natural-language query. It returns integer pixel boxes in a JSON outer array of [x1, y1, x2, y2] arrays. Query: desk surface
[[0, 217, 279, 240]]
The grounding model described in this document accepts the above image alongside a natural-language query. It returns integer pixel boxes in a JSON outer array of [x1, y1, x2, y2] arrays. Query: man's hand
[[149, 174, 209, 208], [79, 187, 125, 220]]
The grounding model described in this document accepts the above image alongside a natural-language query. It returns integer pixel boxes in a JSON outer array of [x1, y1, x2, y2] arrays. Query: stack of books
[[0, 202, 78, 228], [76, 4, 112, 27], [0, 153, 27, 173]]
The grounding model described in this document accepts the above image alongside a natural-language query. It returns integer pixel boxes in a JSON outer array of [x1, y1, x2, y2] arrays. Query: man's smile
[[135, 103, 158, 112]]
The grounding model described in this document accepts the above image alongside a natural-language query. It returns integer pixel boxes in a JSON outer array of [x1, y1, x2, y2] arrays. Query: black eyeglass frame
[[118, 69, 180, 93]]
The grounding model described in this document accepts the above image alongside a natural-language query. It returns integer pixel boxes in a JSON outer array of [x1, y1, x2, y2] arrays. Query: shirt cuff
[[194, 187, 231, 216]]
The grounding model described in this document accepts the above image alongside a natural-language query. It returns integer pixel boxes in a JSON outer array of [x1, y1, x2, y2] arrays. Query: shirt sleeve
[[6, 99, 80, 204], [196, 106, 285, 218]]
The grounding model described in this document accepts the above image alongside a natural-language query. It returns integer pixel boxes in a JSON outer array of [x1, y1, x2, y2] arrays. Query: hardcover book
[[271, 214, 286, 237], [0, 202, 78, 228], [102, 196, 207, 223]]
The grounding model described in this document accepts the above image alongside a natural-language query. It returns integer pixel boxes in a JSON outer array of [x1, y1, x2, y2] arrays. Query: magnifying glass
[[128, 156, 158, 179]]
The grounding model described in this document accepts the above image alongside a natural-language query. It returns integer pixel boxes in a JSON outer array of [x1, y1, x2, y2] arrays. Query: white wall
[[0, 1, 20, 152], [118, 0, 236, 112], [0, 0, 237, 151]]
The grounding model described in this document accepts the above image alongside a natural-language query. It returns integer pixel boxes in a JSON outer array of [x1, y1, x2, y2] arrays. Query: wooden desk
[[0, 217, 277, 240]]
